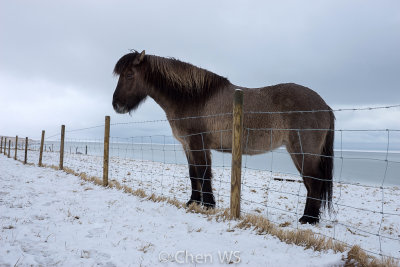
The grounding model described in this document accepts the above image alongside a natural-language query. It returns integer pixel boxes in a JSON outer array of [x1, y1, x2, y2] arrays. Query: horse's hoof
[[299, 215, 319, 225], [186, 199, 201, 207], [202, 201, 216, 209]]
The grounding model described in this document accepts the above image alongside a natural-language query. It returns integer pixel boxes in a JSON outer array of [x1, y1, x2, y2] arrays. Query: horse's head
[[112, 50, 147, 114]]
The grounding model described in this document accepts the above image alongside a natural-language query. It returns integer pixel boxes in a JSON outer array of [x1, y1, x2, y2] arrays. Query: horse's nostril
[[112, 99, 119, 109]]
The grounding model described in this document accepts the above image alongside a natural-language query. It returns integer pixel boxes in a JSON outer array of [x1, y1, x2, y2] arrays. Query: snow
[[0, 155, 346, 266], [28, 147, 400, 259]]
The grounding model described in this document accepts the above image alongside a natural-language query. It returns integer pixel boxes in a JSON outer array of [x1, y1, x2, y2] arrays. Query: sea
[[34, 140, 400, 187]]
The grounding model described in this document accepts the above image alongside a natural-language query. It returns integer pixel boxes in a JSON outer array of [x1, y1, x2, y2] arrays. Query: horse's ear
[[133, 50, 145, 65]]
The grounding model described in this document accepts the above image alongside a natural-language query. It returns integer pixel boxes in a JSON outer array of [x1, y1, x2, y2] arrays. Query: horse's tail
[[320, 111, 334, 211]]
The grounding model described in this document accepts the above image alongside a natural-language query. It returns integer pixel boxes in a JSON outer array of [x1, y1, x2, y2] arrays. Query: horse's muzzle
[[113, 101, 129, 114]]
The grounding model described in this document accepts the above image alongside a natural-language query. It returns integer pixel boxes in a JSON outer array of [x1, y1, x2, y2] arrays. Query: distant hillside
[[0, 136, 35, 143]]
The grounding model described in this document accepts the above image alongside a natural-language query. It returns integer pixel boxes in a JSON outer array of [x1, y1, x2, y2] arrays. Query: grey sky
[[1, 0, 399, 143]]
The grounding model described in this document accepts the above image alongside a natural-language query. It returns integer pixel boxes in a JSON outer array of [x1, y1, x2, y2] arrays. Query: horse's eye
[[126, 73, 134, 80]]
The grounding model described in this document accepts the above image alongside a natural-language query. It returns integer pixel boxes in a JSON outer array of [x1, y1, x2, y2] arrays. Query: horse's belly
[[209, 129, 284, 155]]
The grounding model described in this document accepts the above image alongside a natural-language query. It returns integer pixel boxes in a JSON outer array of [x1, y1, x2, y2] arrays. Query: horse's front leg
[[184, 149, 202, 205], [184, 136, 215, 208], [195, 149, 215, 208], [186, 158, 202, 206]]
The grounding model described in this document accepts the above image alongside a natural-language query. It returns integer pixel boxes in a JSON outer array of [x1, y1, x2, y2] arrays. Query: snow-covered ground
[[26, 148, 400, 260], [0, 155, 347, 266]]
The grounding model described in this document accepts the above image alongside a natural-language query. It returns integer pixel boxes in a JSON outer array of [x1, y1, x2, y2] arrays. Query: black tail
[[320, 112, 334, 211]]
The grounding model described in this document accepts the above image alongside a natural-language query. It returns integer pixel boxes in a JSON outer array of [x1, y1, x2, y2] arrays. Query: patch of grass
[[345, 245, 399, 267], [138, 242, 154, 253], [237, 214, 345, 252], [279, 221, 291, 228]]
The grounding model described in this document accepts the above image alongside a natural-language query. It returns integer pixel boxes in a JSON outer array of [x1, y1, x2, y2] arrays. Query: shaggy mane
[[114, 52, 231, 99]]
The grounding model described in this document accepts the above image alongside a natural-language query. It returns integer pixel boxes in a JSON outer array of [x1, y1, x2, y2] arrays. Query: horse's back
[[247, 83, 329, 111], [244, 83, 332, 128], [239, 83, 333, 154]]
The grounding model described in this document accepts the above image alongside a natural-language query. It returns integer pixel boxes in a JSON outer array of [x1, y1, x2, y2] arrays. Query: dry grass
[[16, 159, 35, 166], [11, 159, 399, 267], [279, 221, 291, 228], [345, 245, 399, 267], [236, 214, 345, 252], [137, 242, 154, 254]]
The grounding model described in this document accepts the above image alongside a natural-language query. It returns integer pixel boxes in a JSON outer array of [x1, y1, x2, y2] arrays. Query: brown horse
[[112, 50, 334, 224]]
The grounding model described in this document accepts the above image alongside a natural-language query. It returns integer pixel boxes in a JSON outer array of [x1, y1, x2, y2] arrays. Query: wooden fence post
[[0, 137, 3, 153], [3, 138, 6, 155], [230, 89, 244, 219], [103, 116, 110, 187], [8, 140, 11, 158], [14, 136, 18, 160], [59, 125, 65, 170], [24, 137, 28, 164], [39, 130, 45, 166]]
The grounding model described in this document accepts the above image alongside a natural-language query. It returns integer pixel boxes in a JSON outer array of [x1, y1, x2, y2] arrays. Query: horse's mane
[[114, 52, 231, 100]]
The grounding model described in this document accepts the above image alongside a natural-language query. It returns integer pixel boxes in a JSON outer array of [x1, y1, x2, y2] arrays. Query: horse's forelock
[[113, 52, 139, 75]]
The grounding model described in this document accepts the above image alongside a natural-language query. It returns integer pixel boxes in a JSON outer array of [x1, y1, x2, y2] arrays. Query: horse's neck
[[146, 86, 182, 118], [146, 83, 235, 119]]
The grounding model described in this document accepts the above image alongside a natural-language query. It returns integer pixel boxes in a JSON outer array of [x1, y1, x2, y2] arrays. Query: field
[[0, 155, 347, 266], [18, 148, 400, 260]]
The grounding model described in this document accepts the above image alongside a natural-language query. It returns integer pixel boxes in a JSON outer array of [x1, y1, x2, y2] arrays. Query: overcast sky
[[0, 1, 399, 146]]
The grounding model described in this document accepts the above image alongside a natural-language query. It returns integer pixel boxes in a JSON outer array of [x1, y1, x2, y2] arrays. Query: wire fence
[[1, 103, 399, 261]]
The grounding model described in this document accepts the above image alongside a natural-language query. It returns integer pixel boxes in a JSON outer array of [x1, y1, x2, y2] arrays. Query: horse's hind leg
[[300, 160, 324, 224], [289, 151, 323, 224], [287, 133, 325, 225]]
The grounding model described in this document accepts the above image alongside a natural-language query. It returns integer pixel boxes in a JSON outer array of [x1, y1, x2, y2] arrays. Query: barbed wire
[[110, 112, 234, 126], [245, 104, 400, 114]]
